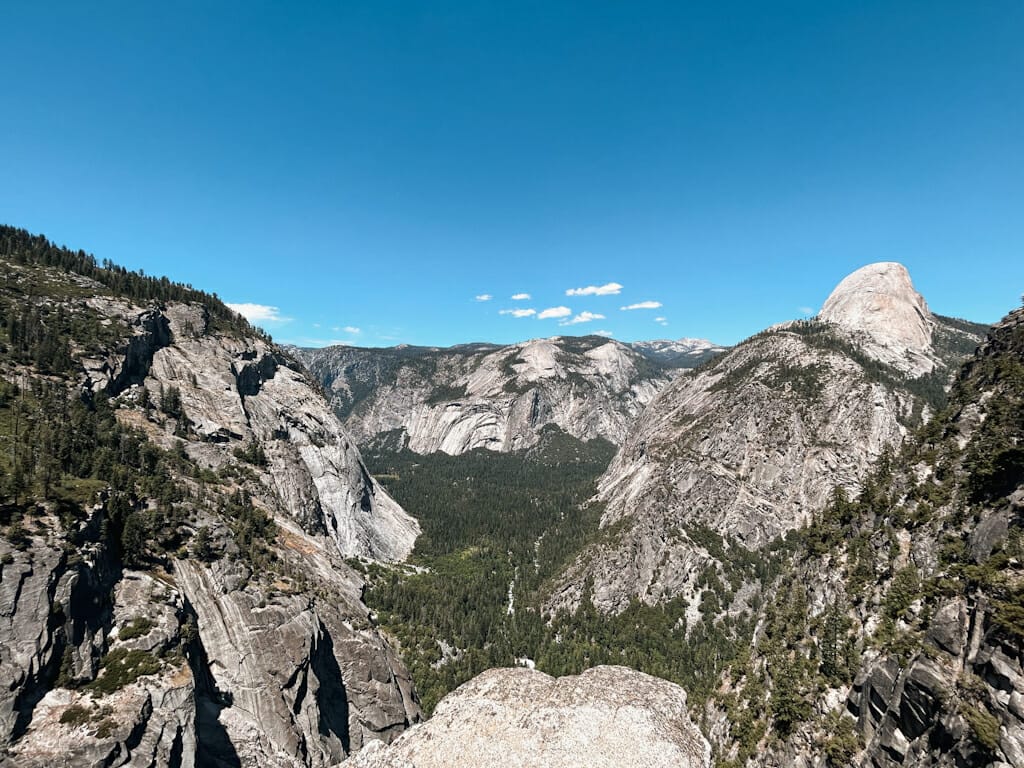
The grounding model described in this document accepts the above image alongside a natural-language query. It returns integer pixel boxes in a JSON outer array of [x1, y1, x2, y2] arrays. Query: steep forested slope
[[706, 305, 1024, 767], [0, 227, 419, 767]]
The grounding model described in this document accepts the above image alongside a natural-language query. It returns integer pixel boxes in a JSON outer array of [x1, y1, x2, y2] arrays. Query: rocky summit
[[549, 262, 986, 614], [348, 666, 711, 768], [819, 261, 938, 376]]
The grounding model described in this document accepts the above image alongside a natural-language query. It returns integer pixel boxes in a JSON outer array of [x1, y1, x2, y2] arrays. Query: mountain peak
[[819, 261, 935, 374]]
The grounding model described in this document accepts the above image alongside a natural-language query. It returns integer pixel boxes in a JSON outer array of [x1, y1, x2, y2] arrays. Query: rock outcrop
[[550, 263, 986, 613], [88, 298, 418, 562], [348, 665, 711, 768], [295, 335, 715, 456]]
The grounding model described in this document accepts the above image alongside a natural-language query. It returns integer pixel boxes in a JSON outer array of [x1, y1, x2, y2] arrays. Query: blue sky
[[2, 1, 1021, 347]]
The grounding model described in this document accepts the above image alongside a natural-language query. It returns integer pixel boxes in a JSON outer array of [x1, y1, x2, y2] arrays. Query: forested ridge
[[0, 225, 260, 339]]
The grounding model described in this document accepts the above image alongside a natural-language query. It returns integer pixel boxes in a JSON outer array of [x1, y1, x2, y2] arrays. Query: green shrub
[[86, 647, 162, 695], [59, 704, 91, 727], [962, 703, 1001, 752], [823, 713, 860, 766], [119, 616, 155, 640]]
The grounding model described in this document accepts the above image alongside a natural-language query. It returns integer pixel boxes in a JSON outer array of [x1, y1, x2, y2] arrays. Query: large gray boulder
[[348, 665, 711, 768]]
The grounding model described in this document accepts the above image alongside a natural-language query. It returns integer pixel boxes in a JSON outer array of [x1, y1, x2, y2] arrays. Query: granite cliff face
[[295, 336, 721, 456], [0, 233, 420, 767], [348, 665, 711, 768], [706, 305, 1024, 768], [550, 263, 987, 614]]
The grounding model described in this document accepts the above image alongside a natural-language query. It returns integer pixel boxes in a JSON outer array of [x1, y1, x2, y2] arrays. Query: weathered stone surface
[[348, 666, 711, 768], [175, 555, 417, 768], [148, 305, 419, 562], [5, 565, 196, 768]]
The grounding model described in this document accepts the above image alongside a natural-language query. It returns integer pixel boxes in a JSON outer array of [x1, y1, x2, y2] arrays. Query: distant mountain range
[[293, 335, 727, 456]]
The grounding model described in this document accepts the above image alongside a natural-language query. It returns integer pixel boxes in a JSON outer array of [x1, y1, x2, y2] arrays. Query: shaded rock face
[[175, 558, 418, 767], [1, 519, 196, 768], [551, 263, 985, 614], [0, 511, 420, 768], [295, 336, 688, 455], [348, 665, 711, 768]]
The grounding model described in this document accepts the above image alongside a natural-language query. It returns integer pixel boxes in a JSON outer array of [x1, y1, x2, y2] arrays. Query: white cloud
[[595, 330, 614, 337], [343, 326, 361, 334], [538, 306, 572, 319], [499, 308, 537, 318], [226, 302, 290, 323], [620, 300, 663, 311], [565, 282, 623, 297], [284, 337, 357, 348], [654, 316, 669, 326], [798, 306, 816, 316], [560, 311, 605, 326], [475, 294, 493, 302], [511, 292, 531, 300]]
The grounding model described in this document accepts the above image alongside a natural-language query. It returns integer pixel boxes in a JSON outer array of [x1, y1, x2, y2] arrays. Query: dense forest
[[361, 429, 786, 715]]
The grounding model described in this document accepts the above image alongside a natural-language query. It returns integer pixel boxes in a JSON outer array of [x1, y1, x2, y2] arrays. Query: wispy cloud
[[475, 294, 493, 302], [336, 325, 361, 334], [560, 311, 605, 326], [538, 306, 572, 319], [595, 330, 614, 337], [499, 308, 537, 318], [620, 300, 662, 311], [654, 316, 669, 326], [511, 292, 531, 300], [565, 282, 623, 297], [226, 302, 291, 324], [798, 306, 816, 316]]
